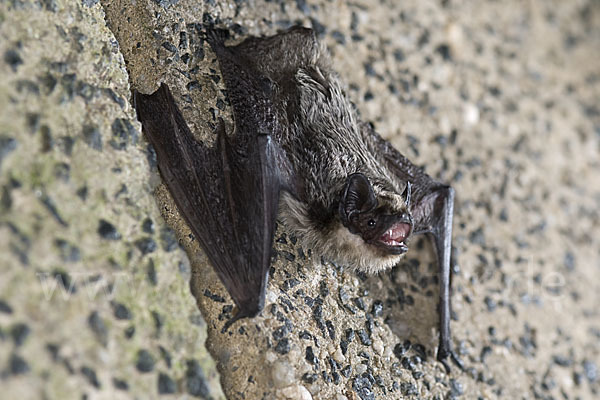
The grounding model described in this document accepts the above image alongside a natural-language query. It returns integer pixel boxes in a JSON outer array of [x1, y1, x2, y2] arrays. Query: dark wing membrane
[[206, 29, 298, 192], [134, 84, 281, 326], [360, 122, 461, 370], [205, 27, 320, 198]]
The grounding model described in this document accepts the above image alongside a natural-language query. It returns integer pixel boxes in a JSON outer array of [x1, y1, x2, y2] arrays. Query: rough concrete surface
[[1, 0, 599, 399], [0, 1, 223, 399]]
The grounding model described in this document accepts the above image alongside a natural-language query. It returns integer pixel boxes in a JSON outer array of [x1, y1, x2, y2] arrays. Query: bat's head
[[279, 173, 413, 274], [337, 173, 413, 270]]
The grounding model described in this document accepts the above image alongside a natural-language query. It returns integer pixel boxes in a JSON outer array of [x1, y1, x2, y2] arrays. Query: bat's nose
[[398, 211, 414, 232]]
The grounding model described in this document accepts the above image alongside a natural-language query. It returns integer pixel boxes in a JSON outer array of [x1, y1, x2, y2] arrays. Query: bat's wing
[[134, 82, 282, 330], [360, 122, 463, 371], [206, 29, 298, 191]]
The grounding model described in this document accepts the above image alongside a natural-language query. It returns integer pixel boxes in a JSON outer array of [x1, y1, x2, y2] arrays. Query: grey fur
[[136, 26, 460, 368], [262, 30, 411, 273]]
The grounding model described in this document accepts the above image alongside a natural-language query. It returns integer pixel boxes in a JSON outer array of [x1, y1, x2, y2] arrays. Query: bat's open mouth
[[378, 222, 411, 253]]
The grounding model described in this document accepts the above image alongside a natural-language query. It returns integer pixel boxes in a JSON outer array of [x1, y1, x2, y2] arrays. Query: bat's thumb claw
[[215, 118, 228, 144], [220, 305, 261, 334], [221, 312, 243, 334], [437, 347, 465, 373], [450, 350, 466, 371], [439, 358, 451, 374]]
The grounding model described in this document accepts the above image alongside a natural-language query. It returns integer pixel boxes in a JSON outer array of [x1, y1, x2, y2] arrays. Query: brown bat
[[134, 26, 462, 370]]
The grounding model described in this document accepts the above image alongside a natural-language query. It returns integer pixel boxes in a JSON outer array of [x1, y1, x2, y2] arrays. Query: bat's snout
[[374, 219, 411, 255], [379, 221, 411, 247]]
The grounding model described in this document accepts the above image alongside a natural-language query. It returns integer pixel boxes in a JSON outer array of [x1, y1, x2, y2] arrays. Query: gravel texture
[[1, 0, 599, 399], [0, 0, 222, 398]]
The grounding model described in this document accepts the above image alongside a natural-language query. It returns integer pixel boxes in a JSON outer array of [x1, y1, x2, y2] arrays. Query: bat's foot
[[437, 347, 465, 373], [205, 28, 230, 49]]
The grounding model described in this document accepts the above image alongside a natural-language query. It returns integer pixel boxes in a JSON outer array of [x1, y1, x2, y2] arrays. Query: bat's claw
[[221, 310, 245, 334], [451, 351, 465, 371], [437, 347, 465, 373], [205, 28, 230, 49], [221, 303, 264, 334]]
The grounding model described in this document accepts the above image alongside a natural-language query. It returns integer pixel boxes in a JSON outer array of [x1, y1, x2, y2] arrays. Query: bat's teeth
[[379, 222, 411, 247]]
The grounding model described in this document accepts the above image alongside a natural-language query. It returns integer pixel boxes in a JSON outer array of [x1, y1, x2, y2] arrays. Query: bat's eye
[[367, 219, 376, 227]]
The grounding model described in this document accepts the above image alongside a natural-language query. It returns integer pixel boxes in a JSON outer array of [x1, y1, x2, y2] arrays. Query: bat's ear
[[339, 173, 377, 227], [402, 181, 412, 207]]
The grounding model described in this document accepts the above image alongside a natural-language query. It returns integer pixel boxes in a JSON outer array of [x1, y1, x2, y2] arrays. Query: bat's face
[[339, 173, 413, 256]]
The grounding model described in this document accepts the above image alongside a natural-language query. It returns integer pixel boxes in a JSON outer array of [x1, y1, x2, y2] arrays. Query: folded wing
[[134, 81, 281, 329]]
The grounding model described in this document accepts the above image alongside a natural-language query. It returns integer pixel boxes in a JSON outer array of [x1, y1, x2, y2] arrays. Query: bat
[[133, 26, 462, 371]]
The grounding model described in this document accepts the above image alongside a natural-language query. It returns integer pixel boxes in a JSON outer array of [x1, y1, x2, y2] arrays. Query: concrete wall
[[1, 0, 599, 399]]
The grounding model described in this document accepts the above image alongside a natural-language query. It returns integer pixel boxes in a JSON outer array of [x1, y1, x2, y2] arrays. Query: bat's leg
[[412, 184, 464, 372]]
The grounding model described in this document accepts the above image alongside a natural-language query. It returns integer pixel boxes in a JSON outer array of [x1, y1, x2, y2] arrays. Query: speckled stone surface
[[0, 1, 222, 399], [2, 0, 600, 399]]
